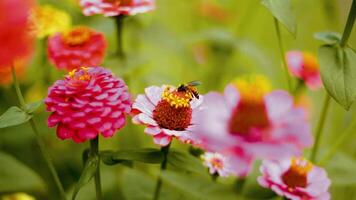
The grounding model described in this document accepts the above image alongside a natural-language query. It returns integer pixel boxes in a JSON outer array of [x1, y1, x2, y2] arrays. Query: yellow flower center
[[68, 67, 91, 81], [62, 26, 92, 46], [211, 158, 224, 169], [282, 157, 313, 188], [233, 75, 271, 103], [161, 87, 193, 108], [302, 52, 319, 72]]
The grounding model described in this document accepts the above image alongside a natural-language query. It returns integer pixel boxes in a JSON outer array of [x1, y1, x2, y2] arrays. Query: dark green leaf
[[262, 0, 297, 35], [100, 148, 163, 165], [0, 151, 45, 192], [0, 106, 32, 129], [318, 45, 356, 109], [167, 150, 208, 176], [25, 100, 43, 114], [314, 32, 342, 44], [72, 155, 99, 200]]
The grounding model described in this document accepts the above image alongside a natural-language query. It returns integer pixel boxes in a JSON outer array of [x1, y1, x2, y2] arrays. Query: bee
[[177, 81, 201, 100]]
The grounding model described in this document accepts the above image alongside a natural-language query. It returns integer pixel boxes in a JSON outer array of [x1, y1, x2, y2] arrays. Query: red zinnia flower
[[0, 0, 34, 67], [45, 66, 132, 143], [47, 26, 107, 71]]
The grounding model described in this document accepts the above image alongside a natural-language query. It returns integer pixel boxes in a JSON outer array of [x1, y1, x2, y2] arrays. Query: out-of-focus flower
[[199, 1, 231, 23], [0, 59, 28, 86], [132, 85, 203, 146], [192, 75, 313, 176], [0, 0, 34, 67], [201, 152, 233, 177], [47, 26, 106, 71], [2, 193, 36, 200], [258, 157, 331, 200], [79, 0, 155, 17], [286, 51, 322, 90], [29, 5, 71, 39], [45, 66, 131, 143]]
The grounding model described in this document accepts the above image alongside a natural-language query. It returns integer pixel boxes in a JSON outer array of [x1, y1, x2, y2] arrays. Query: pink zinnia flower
[[48, 26, 106, 71], [192, 76, 313, 176], [258, 157, 331, 200], [45, 66, 131, 143], [79, 0, 155, 17], [201, 152, 233, 177], [286, 51, 322, 90], [132, 85, 203, 146]]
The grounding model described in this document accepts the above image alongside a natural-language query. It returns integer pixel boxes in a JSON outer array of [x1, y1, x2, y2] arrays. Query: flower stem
[[153, 143, 171, 200], [90, 137, 102, 200], [234, 178, 246, 194], [319, 116, 356, 166], [310, 93, 331, 162], [115, 15, 125, 60], [340, 0, 356, 48], [274, 18, 292, 92], [11, 65, 67, 200]]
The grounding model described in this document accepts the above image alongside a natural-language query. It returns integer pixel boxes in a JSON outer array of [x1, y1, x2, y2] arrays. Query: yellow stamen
[[62, 26, 92, 46], [290, 157, 313, 175], [162, 87, 191, 108], [232, 75, 271, 103]]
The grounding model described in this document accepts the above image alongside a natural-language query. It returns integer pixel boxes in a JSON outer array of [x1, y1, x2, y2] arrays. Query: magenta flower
[[192, 76, 313, 176], [45, 66, 131, 143], [258, 157, 331, 200], [132, 85, 203, 146], [201, 152, 233, 177], [286, 51, 322, 90], [79, 0, 155, 17]]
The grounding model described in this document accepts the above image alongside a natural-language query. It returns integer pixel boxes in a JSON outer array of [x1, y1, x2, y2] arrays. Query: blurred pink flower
[[132, 85, 203, 146], [201, 152, 233, 177], [79, 0, 155, 17], [48, 26, 106, 71], [192, 76, 313, 176], [258, 157, 331, 200], [45, 66, 131, 143], [0, 0, 34, 67], [286, 51, 322, 90]]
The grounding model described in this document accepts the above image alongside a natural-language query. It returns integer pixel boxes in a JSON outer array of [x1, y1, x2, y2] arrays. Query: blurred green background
[[1, 0, 356, 199]]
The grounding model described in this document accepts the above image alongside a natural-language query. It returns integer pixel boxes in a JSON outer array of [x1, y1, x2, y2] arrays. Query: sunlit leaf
[[314, 32, 342, 44], [72, 155, 99, 200], [262, 0, 297, 36], [318, 45, 356, 110], [0, 107, 32, 129], [0, 151, 45, 192], [100, 148, 163, 165]]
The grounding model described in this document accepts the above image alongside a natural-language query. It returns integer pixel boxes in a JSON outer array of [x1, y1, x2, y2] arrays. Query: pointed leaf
[[319, 45, 356, 109], [167, 150, 208, 177], [72, 155, 99, 200], [0, 106, 32, 129], [25, 100, 43, 114], [0, 151, 45, 192], [262, 0, 297, 35], [100, 148, 163, 165], [314, 32, 342, 44]]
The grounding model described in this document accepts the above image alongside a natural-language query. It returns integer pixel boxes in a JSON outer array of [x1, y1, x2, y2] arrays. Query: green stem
[[11, 65, 67, 200], [153, 143, 171, 200], [274, 18, 292, 92], [234, 178, 246, 194], [90, 137, 102, 200], [115, 15, 125, 60], [310, 94, 331, 162], [319, 116, 356, 166], [340, 0, 356, 47]]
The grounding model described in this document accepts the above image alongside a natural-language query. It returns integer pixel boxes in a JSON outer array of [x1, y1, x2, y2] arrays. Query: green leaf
[[100, 148, 163, 165], [167, 150, 208, 176], [72, 155, 99, 200], [0, 151, 45, 192], [25, 100, 43, 114], [262, 0, 297, 35], [314, 32, 342, 44], [0, 106, 32, 129], [326, 153, 356, 186], [318, 45, 356, 110]]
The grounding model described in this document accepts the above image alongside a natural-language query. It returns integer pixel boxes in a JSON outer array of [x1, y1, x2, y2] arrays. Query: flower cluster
[[45, 66, 131, 143]]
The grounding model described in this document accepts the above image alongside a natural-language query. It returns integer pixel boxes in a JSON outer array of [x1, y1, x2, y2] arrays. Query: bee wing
[[187, 80, 202, 86]]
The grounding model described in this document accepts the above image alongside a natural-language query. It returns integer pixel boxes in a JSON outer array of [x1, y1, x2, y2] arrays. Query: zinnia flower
[[192, 75, 313, 176], [29, 5, 72, 39], [45, 66, 131, 143], [132, 84, 203, 146], [258, 157, 331, 200], [79, 0, 155, 17], [201, 152, 233, 177], [286, 51, 322, 90], [0, 0, 33, 67], [47, 26, 107, 71]]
